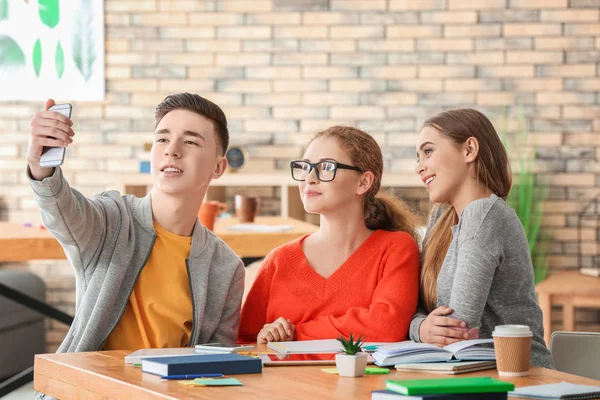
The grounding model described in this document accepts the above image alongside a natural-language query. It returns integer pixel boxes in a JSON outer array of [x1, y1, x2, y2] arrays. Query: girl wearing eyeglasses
[[238, 126, 420, 343], [412, 108, 552, 367]]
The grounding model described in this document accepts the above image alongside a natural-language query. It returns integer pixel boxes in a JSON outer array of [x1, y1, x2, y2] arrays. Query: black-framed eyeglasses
[[290, 160, 363, 182]]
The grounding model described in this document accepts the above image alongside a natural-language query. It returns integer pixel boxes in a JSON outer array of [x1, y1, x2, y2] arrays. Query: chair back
[[550, 331, 600, 380]]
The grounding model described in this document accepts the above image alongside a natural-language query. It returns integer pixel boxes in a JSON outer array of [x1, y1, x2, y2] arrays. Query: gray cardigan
[[30, 168, 244, 399], [409, 195, 553, 368]]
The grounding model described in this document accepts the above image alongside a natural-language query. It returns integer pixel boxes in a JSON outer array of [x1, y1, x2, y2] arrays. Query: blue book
[[372, 390, 508, 400], [141, 353, 262, 377]]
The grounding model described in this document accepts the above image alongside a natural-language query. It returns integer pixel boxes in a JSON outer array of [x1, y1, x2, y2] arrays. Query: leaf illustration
[[72, 0, 95, 82], [0, 34, 26, 74], [55, 40, 64, 78], [33, 38, 42, 77], [39, 0, 59, 28], [0, 0, 8, 21]]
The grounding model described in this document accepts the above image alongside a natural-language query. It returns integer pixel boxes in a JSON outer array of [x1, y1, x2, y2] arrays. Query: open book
[[372, 338, 495, 366]]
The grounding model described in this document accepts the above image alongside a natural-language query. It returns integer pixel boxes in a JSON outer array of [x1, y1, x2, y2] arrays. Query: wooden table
[[34, 344, 600, 400], [536, 271, 600, 345], [0, 223, 66, 262], [214, 216, 317, 258], [0, 216, 318, 262]]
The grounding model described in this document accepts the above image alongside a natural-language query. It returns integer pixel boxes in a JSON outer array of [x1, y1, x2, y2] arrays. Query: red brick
[[358, 40, 414, 52], [217, 0, 272, 12], [535, 37, 594, 50], [506, 79, 563, 91], [510, 0, 567, 8], [387, 25, 442, 38], [563, 106, 600, 119], [565, 24, 600, 35], [419, 65, 475, 78], [189, 13, 244, 25], [448, 0, 506, 8], [478, 65, 535, 77], [331, 0, 387, 10], [447, 51, 504, 64], [417, 38, 473, 51], [537, 64, 596, 77], [506, 51, 563, 64], [275, 26, 328, 39], [541, 9, 599, 22], [444, 24, 502, 37], [504, 24, 562, 36], [476, 92, 517, 105], [444, 79, 502, 91], [421, 11, 478, 24], [360, 66, 417, 79], [389, 0, 447, 10], [536, 92, 595, 105]]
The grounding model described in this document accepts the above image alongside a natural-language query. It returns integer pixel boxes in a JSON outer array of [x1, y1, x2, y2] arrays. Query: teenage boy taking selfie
[[27, 93, 244, 361]]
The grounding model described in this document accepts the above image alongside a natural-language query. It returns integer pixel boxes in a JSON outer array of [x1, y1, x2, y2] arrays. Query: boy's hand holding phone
[[28, 99, 74, 181]]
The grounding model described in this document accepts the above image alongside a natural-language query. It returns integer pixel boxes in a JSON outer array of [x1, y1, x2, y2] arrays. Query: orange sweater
[[239, 230, 420, 343]]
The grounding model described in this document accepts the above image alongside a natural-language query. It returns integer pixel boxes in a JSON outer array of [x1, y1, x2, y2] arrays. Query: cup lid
[[492, 324, 532, 337]]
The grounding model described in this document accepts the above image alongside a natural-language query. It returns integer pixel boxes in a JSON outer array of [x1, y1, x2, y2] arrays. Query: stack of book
[[372, 377, 514, 400], [141, 353, 262, 378]]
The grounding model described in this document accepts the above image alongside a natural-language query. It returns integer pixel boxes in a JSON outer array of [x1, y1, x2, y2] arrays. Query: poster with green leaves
[[0, 0, 104, 100]]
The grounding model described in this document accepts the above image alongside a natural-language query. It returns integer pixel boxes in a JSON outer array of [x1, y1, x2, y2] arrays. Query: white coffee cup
[[492, 325, 533, 377]]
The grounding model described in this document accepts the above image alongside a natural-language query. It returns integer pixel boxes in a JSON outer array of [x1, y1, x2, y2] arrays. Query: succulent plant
[[337, 333, 365, 356]]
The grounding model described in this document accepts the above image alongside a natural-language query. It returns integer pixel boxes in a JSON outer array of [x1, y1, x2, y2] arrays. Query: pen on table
[[161, 373, 223, 380]]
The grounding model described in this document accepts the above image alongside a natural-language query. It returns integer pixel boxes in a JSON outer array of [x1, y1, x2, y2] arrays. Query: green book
[[385, 377, 514, 395]]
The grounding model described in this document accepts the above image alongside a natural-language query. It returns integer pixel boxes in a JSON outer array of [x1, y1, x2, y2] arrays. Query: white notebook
[[395, 360, 497, 375], [267, 339, 395, 354], [509, 381, 600, 400]]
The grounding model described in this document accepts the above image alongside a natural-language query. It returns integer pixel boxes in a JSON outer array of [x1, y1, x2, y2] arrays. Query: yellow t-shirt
[[103, 223, 193, 350]]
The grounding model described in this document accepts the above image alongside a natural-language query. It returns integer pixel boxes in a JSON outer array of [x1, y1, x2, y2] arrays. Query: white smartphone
[[194, 343, 255, 353], [39, 103, 72, 168]]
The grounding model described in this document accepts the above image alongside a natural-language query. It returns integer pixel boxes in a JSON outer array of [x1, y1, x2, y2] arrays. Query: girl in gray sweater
[[410, 108, 553, 368]]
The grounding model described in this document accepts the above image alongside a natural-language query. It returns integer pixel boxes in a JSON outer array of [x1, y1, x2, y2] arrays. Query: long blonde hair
[[420, 109, 512, 312], [309, 126, 420, 242]]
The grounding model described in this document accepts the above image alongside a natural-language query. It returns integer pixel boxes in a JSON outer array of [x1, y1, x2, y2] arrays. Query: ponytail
[[364, 190, 420, 244], [420, 205, 458, 312]]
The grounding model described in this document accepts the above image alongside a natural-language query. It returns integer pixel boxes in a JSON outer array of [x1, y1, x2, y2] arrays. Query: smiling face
[[298, 136, 368, 215], [151, 109, 226, 196], [415, 125, 471, 205]]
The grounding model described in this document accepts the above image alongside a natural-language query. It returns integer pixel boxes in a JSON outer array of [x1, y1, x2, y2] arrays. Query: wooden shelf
[[117, 172, 424, 220]]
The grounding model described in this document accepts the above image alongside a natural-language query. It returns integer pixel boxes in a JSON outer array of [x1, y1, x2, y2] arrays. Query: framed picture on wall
[[0, 0, 105, 101]]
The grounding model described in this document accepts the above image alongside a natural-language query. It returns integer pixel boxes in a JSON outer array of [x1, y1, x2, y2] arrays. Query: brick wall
[[1, 0, 599, 352]]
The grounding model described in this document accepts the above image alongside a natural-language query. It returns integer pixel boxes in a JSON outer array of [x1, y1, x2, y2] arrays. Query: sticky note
[[192, 378, 243, 386], [365, 367, 389, 374], [321, 368, 339, 374]]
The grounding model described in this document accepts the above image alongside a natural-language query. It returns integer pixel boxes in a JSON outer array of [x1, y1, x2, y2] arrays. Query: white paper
[[268, 339, 394, 354], [509, 381, 600, 399]]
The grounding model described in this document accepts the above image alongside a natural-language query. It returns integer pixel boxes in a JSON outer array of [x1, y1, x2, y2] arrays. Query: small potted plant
[[335, 333, 368, 377]]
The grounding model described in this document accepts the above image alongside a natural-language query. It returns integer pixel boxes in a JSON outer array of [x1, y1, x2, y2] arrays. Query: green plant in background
[[39, 0, 59, 28], [337, 333, 365, 356], [0, 34, 25, 73], [73, 0, 95, 82], [500, 105, 550, 284]]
